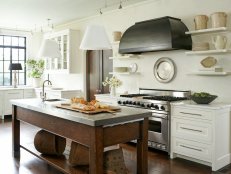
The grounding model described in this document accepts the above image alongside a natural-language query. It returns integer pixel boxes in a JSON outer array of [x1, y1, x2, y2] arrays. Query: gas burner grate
[[143, 96, 188, 101], [120, 94, 149, 98]]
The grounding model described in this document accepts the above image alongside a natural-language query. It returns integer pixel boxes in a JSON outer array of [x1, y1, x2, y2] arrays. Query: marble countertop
[[11, 99, 151, 126], [0, 86, 34, 90], [34, 88, 81, 92], [171, 100, 231, 110]]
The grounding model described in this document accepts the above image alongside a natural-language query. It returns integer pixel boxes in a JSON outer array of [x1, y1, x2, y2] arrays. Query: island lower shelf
[[20, 143, 88, 174]]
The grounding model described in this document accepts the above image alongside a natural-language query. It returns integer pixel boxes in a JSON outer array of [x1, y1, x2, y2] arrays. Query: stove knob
[[150, 103, 154, 107], [137, 102, 141, 105], [125, 100, 129, 104], [132, 101, 136, 105], [141, 103, 145, 107], [129, 101, 133, 104], [122, 101, 126, 105], [154, 105, 159, 110], [147, 104, 150, 108], [160, 106, 165, 110], [117, 101, 122, 104]]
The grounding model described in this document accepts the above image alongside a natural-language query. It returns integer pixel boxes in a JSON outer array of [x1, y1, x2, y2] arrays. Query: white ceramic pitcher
[[212, 35, 227, 50]]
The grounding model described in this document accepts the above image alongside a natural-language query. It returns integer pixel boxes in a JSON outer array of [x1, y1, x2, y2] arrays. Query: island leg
[[12, 105, 20, 157], [89, 126, 104, 174], [137, 118, 148, 174]]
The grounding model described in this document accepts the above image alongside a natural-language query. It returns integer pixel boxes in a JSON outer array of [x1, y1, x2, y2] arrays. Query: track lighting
[[118, 0, 122, 9]]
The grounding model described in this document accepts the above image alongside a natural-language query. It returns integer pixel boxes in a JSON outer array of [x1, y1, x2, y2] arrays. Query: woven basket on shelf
[[68, 142, 128, 174], [34, 129, 66, 155]]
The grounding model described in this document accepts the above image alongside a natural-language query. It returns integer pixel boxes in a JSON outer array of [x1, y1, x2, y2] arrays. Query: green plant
[[26, 59, 45, 78]]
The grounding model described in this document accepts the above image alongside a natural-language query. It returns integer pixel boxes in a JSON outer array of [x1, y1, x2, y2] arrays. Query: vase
[[110, 86, 116, 97], [33, 78, 41, 88]]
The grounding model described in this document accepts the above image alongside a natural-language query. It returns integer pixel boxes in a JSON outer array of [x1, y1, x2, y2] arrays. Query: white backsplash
[[53, 0, 231, 102]]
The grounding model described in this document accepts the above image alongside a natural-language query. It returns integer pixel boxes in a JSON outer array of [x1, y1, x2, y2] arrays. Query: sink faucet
[[40, 79, 52, 102]]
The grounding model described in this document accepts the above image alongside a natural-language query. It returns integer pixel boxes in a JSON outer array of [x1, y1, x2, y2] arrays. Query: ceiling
[[0, 0, 147, 31]]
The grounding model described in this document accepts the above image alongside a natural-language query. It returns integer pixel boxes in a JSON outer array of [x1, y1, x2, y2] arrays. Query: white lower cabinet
[[0, 88, 35, 119], [4, 90, 24, 116], [23, 89, 36, 98], [34, 88, 81, 100], [170, 103, 231, 171]]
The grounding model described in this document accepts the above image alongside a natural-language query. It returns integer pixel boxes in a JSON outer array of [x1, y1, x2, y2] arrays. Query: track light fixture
[[118, 0, 122, 9]]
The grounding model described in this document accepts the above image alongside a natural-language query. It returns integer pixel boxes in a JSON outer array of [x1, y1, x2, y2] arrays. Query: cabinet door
[[23, 89, 35, 98], [4, 90, 23, 115]]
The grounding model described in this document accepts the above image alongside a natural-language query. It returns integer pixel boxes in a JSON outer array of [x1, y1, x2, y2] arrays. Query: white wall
[[55, 0, 231, 102]]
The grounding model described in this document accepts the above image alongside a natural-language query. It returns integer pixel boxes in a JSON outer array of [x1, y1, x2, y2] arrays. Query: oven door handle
[[149, 117, 163, 122], [151, 112, 168, 119]]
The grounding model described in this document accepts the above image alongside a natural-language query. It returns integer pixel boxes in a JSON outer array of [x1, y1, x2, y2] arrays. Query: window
[[0, 35, 26, 86]]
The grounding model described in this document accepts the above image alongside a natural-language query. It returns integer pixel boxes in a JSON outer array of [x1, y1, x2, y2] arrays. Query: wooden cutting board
[[56, 104, 120, 114]]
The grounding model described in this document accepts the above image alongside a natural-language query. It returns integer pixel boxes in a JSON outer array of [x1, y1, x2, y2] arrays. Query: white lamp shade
[[38, 39, 61, 58], [80, 25, 111, 50]]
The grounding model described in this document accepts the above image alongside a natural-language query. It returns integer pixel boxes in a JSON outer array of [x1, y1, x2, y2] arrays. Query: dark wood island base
[[12, 103, 149, 174]]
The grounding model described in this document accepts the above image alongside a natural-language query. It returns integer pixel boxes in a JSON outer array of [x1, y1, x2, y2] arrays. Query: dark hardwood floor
[[0, 118, 230, 174]]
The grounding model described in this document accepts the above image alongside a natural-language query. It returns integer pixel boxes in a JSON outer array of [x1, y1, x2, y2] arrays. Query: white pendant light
[[80, 25, 111, 50], [38, 39, 61, 58]]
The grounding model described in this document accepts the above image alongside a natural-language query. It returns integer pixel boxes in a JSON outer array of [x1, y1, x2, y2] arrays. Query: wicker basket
[[68, 141, 89, 166], [34, 130, 66, 155], [68, 142, 128, 174]]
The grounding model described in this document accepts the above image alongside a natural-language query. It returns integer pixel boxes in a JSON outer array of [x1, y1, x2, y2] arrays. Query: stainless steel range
[[117, 88, 191, 153]]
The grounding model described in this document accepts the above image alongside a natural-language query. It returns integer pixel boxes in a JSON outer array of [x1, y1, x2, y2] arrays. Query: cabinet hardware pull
[[180, 145, 202, 152], [180, 112, 202, 116], [180, 127, 203, 132], [7, 92, 21, 95]]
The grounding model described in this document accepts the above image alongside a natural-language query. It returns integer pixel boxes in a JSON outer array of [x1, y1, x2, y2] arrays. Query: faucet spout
[[41, 79, 52, 102]]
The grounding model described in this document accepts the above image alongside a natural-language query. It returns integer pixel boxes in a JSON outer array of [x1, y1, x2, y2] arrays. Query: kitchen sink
[[45, 99, 63, 102]]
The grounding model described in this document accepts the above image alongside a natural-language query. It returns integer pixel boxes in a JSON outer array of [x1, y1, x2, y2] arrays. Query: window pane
[[19, 37, 25, 47], [4, 48, 11, 60], [4, 73, 11, 86], [0, 35, 26, 86], [0, 73, 3, 85], [12, 37, 19, 46], [4, 36, 11, 46], [0, 48, 3, 59], [18, 73, 25, 85], [4, 61, 10, 73], [18, 61, 25, 71], [19, 49, 25, 60], [0, 36, 3, 45], [0, 61, 3, 73], [0, 61, 3, 72], [12, 48, 18, 61]]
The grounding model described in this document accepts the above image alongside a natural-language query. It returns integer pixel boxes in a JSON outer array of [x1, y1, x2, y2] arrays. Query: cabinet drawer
[[172, 107, 212, 120], [4, 90, 24, 114], [172, 138, 212, 162], [172, 118, 212, 143]]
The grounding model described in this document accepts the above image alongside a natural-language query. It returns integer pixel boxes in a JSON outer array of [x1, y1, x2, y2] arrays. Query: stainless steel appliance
[[117, 88, 191, 153]]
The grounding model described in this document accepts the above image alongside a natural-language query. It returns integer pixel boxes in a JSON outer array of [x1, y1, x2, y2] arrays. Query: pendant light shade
[[38, 39, 61, 58], [80, 25, 111, 50]]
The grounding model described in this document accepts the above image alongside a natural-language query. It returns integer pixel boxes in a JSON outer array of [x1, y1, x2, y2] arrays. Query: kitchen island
[[11, 99, 151, 174]]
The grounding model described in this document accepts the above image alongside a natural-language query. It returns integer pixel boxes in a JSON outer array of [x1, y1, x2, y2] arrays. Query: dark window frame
[[0, 35, 27, 86]]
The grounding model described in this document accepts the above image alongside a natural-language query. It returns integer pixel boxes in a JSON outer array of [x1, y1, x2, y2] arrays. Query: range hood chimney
[[119, 16, 192, 54]]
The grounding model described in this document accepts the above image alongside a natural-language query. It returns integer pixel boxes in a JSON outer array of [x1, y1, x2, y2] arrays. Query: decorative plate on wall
[[153, 57, 176, 83]]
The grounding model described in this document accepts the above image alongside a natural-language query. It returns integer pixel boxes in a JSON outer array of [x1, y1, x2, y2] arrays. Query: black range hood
[[119, 16, 192, 54]]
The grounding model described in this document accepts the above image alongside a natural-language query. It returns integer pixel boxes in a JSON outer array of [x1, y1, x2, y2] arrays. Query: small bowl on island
[[191, 92, 217, 104]]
